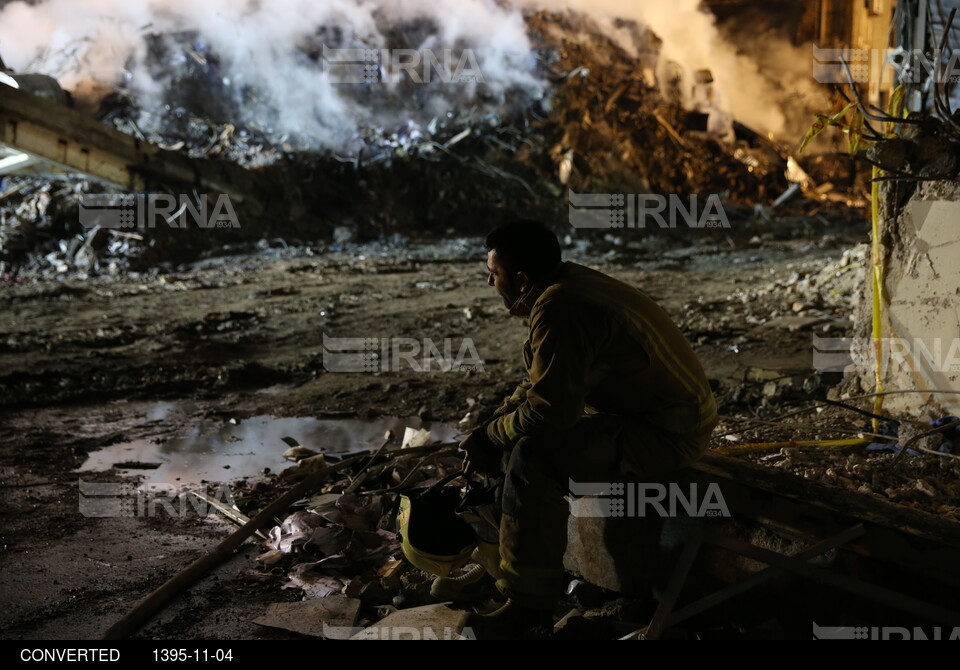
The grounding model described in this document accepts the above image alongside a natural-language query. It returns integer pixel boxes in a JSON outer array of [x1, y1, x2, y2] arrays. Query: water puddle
[[79, 411, 460, 487]]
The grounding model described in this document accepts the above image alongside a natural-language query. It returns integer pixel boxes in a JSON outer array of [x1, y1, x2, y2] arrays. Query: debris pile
[[721, 243, 867, 330], [678, 245, 866, 404], [228, 424, 662, 639], [0, 179, 144, 278], [524, 11, 789, 204], [743, 443, 960, 520], [1, 9, 871, 277], [236, 430, 474, 636]]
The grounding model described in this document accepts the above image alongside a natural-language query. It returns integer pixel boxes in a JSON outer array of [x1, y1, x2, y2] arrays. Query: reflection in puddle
[[79, 412, 461, 487]]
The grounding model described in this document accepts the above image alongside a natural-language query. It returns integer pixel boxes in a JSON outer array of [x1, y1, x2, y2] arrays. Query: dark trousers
[[497, 413, 710, 606]]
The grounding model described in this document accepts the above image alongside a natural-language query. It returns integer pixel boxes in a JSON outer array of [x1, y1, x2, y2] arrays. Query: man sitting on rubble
[[456, 219, 718, 631]]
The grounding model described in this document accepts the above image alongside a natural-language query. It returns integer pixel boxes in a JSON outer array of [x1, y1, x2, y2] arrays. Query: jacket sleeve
[[485, 297, 597, 450], [493, 376, 532, 417]]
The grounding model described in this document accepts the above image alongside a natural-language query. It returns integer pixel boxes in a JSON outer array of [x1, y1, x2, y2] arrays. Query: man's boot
[[433, 499, 504, 603], [429, 563, 500, 603]]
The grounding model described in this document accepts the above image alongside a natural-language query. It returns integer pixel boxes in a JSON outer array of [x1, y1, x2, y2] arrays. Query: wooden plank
[[705, 531, 960, 624], [692, 452, 960, 586], [0, 85, 253, 201]]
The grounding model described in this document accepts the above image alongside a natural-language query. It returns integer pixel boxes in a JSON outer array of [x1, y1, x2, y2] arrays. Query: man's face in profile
[[486, 249, 523, 310]]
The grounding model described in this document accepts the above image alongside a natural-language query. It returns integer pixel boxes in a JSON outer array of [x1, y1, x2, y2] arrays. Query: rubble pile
[[708, 382, 960, 520], [0, 178, 142, 278], [523, 11, 788, 203], [722, 243, 867, 330], [1, 9, 871, 277], [678, 244, 866, 372]]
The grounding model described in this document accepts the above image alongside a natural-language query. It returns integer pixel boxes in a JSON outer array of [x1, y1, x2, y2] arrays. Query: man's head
[[484, 220, 562, 309]]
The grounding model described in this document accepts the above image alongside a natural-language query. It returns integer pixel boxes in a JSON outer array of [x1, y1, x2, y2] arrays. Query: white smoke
[[543, 0, 827, 139], [0, 0, 824, 147], [0, 0, 544, 149]]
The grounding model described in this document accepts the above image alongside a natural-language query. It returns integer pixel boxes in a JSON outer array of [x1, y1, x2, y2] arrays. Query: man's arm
[[459, 374, 532, 477], [494, 376, 532, 417], [485, 298, 598, 450]]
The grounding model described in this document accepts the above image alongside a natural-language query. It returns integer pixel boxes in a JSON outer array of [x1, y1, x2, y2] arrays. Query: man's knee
[[505, 435, 560, 481], [503, 436, 565, 512]]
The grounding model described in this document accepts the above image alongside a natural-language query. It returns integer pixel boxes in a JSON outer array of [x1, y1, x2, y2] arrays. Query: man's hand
[[459, 427, 502, 478]]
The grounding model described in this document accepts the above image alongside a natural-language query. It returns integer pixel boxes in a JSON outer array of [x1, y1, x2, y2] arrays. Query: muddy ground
[[0, 221, 888, 640]]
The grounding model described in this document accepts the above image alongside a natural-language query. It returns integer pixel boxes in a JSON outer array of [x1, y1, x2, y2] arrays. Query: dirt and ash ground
[[4, 214, 959, 639]]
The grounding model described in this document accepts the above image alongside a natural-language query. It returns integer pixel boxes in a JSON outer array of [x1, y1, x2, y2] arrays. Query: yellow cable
[[868, 86, 905, 431], [871, 164, 884, 432], [714, 437, 871, 456]]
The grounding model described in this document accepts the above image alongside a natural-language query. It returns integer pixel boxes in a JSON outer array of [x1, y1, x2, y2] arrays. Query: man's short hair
[[484, 220, 561, 278]]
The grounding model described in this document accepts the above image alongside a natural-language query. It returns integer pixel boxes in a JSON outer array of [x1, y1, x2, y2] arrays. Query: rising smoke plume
[[0, 0, 826, 150]]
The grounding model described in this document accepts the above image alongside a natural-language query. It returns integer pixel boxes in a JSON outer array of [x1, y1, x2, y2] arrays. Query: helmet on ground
[[397, 486, 476, 577]]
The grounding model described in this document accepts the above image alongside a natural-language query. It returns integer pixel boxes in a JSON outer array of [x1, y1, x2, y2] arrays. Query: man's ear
[[516, 270, 532, 293]]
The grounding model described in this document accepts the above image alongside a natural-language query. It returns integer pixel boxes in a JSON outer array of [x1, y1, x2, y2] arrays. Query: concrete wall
[[853, 179, 960, 418]]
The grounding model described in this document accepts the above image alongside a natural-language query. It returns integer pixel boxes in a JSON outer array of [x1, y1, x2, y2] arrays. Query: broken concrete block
[[401, 427, 432, 448], [563, 506, 668, 596]]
